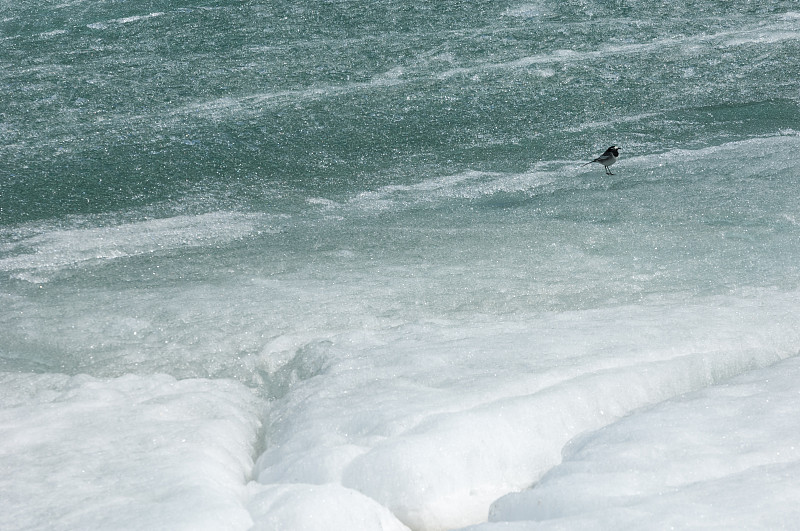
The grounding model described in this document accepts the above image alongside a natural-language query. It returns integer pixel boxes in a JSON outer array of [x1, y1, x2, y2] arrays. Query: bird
[[583, 145, 620, 175]]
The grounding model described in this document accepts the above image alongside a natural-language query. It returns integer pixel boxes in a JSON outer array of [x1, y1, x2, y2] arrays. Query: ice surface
[[0, 212, 266, 283], [3, 0, 800, 529], [0, 373, 262, 531], [465, 355, 800, 530], [253, 293, 800, 530], [247, 483, 409, 531], [3, 136, 800, 529]]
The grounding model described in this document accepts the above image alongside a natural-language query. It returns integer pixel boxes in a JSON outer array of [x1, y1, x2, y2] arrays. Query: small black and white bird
[[583, 145, 620, 175]]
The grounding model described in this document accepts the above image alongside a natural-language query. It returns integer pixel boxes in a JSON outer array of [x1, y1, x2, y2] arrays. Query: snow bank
[[247, 483, 410, 531], [0, 373, 262, 531], [466, 355, 800, 530], [339, 346, 783, 530], [254, 292, 800, 530]]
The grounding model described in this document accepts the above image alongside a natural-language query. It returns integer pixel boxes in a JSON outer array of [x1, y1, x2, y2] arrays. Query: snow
[[3, 1, 800, 528], [0, 373, 262, 531], [2, 198, 800, 531], [251, 293, 800, 530], [3, 300, 799, 531], [464, 355, 800, 530], [247, 483, 409, 531]]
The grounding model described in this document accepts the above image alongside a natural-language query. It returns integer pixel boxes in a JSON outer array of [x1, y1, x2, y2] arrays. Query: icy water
[[2, 1, 800, 530]]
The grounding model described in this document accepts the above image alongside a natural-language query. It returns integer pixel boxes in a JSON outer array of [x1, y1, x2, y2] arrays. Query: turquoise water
[[2, 2, 800, 528]]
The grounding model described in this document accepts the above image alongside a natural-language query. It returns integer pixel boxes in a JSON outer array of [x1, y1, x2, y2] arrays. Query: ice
[[87, 12, 164, 29], [247, 483, 409, 531], [466, 355, 800, 530], [0, 373, 262, 531], [252, 292, 800, 530], [3, 1, 800, 527], [0, 212, 266, 283], [3, 134, 800, 528]]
